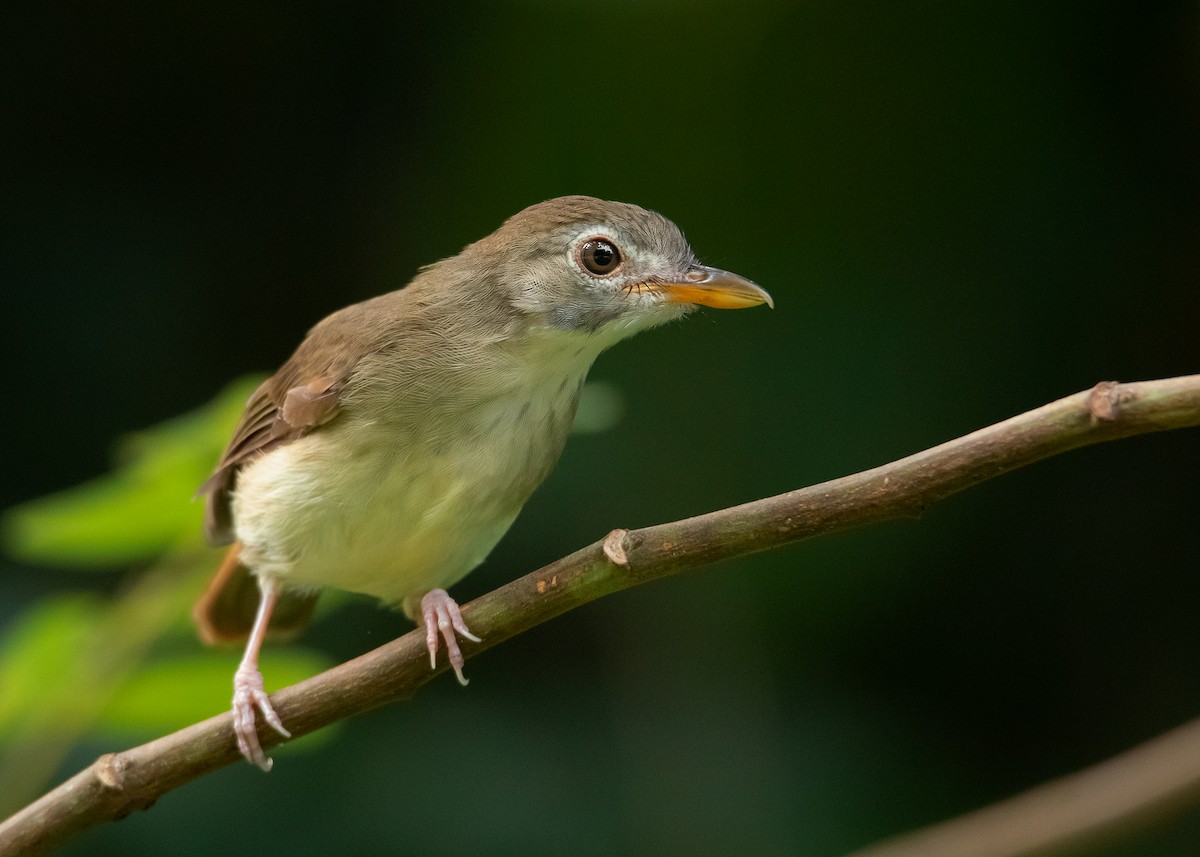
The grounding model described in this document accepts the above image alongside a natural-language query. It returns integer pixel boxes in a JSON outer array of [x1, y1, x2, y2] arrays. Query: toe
[[234, 704, 270, 770], [440, 627, 468, 687], [255, 690, 292, 738], [446, 602, 482, 643], [422, 609, 440, 669]]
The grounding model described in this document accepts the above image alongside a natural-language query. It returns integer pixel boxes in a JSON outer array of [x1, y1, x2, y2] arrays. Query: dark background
[[3, 2, 1198, 855]]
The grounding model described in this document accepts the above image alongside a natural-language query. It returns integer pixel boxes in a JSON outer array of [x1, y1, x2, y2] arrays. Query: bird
[[194, 195, 772, 770]]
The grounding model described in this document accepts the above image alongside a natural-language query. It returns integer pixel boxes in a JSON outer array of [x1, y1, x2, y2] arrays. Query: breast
[[232, 361, 587, 606]]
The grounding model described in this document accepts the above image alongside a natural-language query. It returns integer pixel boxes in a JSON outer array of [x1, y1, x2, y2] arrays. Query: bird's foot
[[233, 665, 291, 771], [419, 588, 481, 686]]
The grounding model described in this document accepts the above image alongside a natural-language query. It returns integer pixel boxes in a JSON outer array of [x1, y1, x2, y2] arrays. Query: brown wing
[[198, 368, 344, 545], [198, 293, 408, 545], [201, 311, 393, 544]]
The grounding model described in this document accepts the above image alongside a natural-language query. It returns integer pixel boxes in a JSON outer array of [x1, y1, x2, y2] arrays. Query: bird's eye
[[578, 238, 622, 276]]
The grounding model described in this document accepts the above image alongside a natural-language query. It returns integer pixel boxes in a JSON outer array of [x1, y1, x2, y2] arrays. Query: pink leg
[[414, 589, 481, 686], [232, 576, 292, 771]]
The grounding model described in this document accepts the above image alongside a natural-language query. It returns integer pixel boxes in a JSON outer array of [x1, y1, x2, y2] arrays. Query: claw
[[233, 666, 290, 772], [419, 589, 481, 686]]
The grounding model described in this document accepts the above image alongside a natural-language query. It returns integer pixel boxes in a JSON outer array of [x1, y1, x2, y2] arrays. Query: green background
[[3, 2, 1198, 855]]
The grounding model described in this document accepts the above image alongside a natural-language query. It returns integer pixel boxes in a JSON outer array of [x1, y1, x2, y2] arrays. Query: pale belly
[[232, 409, 562, 605]]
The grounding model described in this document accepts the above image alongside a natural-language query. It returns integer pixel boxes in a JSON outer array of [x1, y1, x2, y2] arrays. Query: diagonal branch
[[2, 374, 1198, 857]]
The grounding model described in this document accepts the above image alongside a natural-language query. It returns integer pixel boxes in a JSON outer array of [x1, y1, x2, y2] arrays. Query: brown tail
[[193, 543, 320, 644]]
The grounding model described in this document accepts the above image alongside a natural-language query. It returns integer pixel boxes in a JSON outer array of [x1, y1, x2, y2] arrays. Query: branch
[[2, 375, 1198, 857], [847, 715, 1200, 857]]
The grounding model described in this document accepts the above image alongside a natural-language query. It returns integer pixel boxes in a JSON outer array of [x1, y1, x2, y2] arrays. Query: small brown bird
[[195, 195, 771, 769]]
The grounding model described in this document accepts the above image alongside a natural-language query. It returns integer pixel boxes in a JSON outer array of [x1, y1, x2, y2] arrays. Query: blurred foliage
[[2, 378, 260, 567], [0, 382, 336, 814]]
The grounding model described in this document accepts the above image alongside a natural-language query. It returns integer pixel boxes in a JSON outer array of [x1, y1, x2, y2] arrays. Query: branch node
[[1086, 380, 1124, 422], [602, 529, 630, 566], [94, 754, 125, 793]]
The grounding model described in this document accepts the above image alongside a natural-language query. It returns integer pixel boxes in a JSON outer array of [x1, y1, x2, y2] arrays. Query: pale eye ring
[[577, 237, 622, 276]]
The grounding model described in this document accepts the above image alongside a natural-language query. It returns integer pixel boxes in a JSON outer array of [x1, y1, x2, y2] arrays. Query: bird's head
[[458, 196, 772, 342]]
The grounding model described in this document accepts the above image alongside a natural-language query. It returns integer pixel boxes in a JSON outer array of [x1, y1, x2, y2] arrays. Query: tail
[[193, 543, 320, 644]]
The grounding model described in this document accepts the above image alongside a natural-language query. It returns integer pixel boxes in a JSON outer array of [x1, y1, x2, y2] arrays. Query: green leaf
[[0, 594, 103, 734], [1, 377, 264, 569]]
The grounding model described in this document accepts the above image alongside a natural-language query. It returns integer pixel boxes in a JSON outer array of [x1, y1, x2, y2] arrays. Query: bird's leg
[[232, 575, 292, 771], [405, 589, 481, 686]]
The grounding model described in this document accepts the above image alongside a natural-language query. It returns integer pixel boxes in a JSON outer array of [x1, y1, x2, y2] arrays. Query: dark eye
[[579, 238, 622, 276]]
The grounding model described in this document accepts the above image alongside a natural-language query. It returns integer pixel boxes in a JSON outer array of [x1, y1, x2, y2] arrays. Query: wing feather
[[199, 366, 345, 545]]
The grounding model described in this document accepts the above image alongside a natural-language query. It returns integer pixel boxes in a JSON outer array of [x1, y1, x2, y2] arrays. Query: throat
[[475, 355, 590, 453], [466, 329, 604, 483]]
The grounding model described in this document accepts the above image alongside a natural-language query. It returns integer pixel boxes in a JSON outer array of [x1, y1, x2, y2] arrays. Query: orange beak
[[656, 266, 773, 309]]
